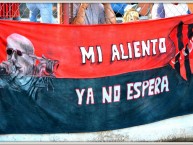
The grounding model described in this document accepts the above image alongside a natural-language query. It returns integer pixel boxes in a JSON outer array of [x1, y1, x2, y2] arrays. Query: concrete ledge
[[0, 114, 193, 142]]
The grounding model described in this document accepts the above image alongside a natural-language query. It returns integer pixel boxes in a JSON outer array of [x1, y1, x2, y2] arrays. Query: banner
[[0, 14, 192, 134]]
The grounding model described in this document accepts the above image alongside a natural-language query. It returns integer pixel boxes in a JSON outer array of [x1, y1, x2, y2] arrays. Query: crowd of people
[[0, 3, 192, 24]]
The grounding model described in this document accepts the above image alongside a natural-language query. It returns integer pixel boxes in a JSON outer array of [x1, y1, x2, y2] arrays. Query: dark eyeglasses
[[6, 48, 23, 56]]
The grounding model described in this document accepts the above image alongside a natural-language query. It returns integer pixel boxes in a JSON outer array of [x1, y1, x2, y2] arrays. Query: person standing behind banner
[[26, 3, 56, 23], [72, 3, 116, 25], [0, 3, 21, 20], [122, 8, 139, 22], [151, 3, 191, 19]]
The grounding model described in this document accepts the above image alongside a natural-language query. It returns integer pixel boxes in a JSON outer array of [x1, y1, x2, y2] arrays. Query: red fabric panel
[[1, 14, 193, 78]]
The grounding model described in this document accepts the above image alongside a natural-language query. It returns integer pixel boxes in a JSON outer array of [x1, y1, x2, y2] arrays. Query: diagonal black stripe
[[184, 24, 193, 81], [188, 24, 193, 39], [174, 53, 181, 74], [184, 45, 192, 81], [175, 22, 184, 75], [177, 21, 184, 51]]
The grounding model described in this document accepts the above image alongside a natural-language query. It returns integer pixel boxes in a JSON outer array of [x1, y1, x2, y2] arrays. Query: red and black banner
[[0, 14, 192, 134]]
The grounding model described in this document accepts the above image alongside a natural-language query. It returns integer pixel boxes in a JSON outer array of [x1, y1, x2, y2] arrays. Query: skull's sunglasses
[[6, 48, 24, 56]]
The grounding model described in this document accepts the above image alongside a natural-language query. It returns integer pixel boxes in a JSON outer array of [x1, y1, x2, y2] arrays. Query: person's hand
[[80, 3, 89, 9]]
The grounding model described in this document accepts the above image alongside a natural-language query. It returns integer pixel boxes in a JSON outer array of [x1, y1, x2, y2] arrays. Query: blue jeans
[[26, 3, 56, 23]]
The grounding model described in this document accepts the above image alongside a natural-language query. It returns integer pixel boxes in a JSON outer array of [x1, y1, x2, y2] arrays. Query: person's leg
[[26, 3, 39, 22], [37, 3, 54, 23]]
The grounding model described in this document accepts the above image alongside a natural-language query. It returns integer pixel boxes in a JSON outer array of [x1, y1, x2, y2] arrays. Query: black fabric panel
[[0, 65, 192, 134]]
